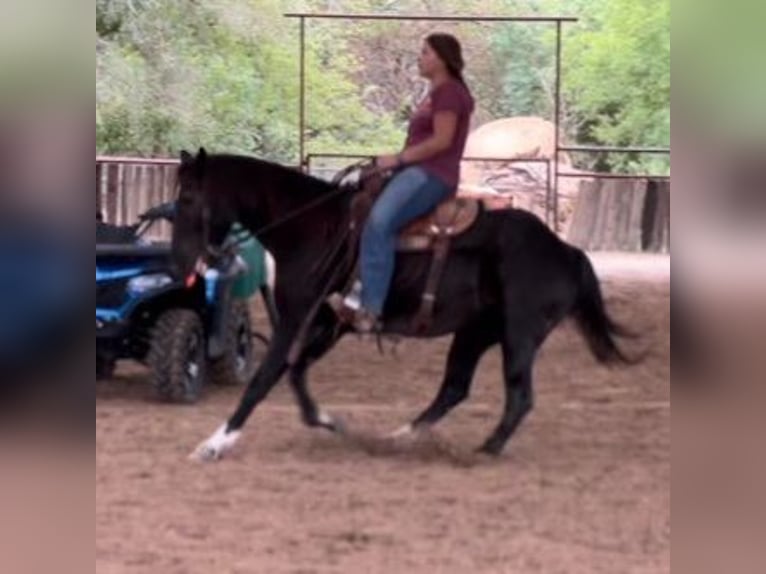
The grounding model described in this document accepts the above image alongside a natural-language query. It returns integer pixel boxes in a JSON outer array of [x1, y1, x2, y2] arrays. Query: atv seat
[[97, 222, 141, 245], [96, 244, 171, 257]]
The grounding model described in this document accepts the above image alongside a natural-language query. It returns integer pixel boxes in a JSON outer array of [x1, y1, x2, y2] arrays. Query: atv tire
[[96, 354, 116, 381], [148, 309, 205, 403], [209, 300, 264, 386]]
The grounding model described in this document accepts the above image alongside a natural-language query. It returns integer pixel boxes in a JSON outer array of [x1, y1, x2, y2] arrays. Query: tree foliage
[[96, 0, 669, 173], [485, 0, 669, 173], [564, 0, 670, 172], [96, 0, 403, 161]]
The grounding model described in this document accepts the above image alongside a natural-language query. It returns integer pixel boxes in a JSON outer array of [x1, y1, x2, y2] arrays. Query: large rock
[[459, 117, 587, 233], [464, 116, 567, 162]]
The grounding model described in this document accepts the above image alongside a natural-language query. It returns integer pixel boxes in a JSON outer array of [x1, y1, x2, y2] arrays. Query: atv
[[96, 205, 275, 403]]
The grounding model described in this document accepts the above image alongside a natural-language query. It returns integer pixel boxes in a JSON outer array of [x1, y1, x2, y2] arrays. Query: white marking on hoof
[[317, 410, 335, 428], [388, 423, 416, 439], [264, 252, 276, 291], [189, 423, 241, 462]]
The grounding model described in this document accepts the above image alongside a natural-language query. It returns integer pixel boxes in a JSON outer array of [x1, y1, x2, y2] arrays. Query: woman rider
[[332, 33, 475, 332]]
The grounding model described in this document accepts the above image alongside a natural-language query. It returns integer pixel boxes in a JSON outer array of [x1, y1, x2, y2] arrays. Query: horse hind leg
[[392, 311, 501, 438], [479, 335, 536, 456]]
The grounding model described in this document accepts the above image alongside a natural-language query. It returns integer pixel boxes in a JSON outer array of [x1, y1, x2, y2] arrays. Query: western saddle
[[340, 164, 513, 331]]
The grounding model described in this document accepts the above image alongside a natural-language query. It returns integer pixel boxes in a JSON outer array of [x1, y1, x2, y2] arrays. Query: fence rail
[[96, 158, 179, 240], [96, 153, 670, 249], [306, 153, 556, 225]]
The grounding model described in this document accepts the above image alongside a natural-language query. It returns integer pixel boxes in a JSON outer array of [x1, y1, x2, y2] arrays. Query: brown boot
[[327, 293, 381, 334]]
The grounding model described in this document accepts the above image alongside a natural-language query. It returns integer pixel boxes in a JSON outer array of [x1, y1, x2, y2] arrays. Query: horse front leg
[[190, 323, 297, 462], [288, 313, 348, 433], [289, 363, 341, 433]]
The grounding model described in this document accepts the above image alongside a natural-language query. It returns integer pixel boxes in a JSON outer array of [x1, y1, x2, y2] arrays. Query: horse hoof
[[388, 423, 417, 440], [189, 423, 240, 462], [317, 410, 345, 434], [189, 443, 223, 463], [477, 443, 503, 458]]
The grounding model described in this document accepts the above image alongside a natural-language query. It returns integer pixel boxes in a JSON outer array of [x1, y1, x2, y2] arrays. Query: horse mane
[[198, 153, 352, 273], [203, 153, 335, 198]]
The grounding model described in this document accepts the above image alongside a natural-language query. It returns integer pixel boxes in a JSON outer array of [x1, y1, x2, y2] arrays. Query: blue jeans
[[361, 166, 452, 315]]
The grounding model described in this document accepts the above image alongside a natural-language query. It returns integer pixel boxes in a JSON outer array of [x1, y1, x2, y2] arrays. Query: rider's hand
[[376, 154, 400, 170]]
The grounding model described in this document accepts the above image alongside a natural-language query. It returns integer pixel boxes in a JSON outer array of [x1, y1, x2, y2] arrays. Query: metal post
[[96, 162, 103, 215], [285, 13, 578, 23], [553, 21, 563, 234], [545, 159, 552, 227], [299, 16, 306, 171]]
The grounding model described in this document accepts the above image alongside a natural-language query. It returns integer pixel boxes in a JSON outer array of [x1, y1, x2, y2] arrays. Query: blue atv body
[[96, 209, 273, 403]]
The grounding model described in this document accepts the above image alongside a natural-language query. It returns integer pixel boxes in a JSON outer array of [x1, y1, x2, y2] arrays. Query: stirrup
[[326, 293, 380, 334]]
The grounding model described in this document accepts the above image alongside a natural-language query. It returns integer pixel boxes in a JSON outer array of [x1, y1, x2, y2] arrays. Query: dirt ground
[[96, 252, 670, 574]]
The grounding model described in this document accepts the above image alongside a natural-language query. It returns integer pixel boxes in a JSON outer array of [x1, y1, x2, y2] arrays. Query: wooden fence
[[567, 178, 670, 253], [96, 156, 670, 253], [96, 157, 179, 239]]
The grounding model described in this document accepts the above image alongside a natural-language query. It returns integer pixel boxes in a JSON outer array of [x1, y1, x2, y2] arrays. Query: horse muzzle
[[183, 256, 209, 288]]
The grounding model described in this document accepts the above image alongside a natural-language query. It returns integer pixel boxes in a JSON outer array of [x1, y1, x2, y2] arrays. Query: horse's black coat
[[172, 149, 632, 455]]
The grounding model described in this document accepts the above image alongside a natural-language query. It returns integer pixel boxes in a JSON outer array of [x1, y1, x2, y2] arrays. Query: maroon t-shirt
[[405, 79, 475, 189]]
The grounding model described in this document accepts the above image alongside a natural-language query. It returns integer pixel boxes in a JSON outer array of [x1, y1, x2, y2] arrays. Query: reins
[[202, 160, 378, 258]]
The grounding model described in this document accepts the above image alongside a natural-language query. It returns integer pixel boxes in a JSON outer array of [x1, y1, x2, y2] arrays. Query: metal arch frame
[[284, 12, 670, 232], [285, 13, 577, 162], [285, 12, 576, 229]]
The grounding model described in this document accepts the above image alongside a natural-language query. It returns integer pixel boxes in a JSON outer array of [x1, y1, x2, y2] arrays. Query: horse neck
[[232, 169, 348, 262]]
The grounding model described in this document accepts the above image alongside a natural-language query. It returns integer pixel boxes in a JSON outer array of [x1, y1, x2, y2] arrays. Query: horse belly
[[385, 253, 489, 336]]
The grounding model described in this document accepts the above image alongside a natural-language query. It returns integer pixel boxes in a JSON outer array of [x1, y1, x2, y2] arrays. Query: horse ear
[[180, 150, 193, 165], [195, 148, 208, 180]]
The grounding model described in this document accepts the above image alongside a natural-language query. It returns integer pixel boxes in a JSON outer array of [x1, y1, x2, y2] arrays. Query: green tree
[[482, 0, 668, 173], [564, 0, 670, 173], [97, 0, 406, 162], [96, 0, 670, 174]]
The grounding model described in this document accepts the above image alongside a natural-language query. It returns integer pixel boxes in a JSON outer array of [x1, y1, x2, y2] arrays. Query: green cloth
[[228, 224, 267, 299]]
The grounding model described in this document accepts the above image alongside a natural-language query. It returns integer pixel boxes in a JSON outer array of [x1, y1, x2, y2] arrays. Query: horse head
[[171, 148, 236, 283]]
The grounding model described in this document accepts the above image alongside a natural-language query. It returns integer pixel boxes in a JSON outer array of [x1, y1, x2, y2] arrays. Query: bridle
[[191, 159, 382, 276]]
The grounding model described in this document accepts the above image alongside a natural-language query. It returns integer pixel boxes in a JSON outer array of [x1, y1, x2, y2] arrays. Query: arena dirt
[[97, 253, 670, 573]]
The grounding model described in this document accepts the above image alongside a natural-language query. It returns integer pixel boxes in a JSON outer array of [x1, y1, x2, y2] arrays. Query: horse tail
[[572, 250, 637, 365]]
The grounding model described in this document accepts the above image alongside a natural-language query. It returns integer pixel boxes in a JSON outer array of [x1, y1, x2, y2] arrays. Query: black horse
[[171, 149, 633, 461]]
